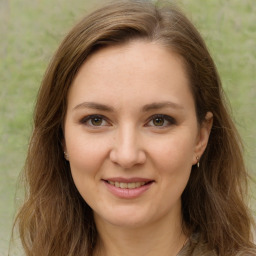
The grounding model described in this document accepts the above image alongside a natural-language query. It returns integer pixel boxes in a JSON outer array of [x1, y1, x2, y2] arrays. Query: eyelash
[[79, 114, 176, 128], [145, 114, 176, 127], [79, 114, 109, 127]]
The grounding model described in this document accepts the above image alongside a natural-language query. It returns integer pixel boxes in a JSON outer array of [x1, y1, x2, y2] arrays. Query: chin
[[107, 217, 149, 229], [95, 206, 151, 229]]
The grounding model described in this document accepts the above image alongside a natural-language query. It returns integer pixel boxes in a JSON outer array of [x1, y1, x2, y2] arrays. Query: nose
[[109, 126, 146, 169]]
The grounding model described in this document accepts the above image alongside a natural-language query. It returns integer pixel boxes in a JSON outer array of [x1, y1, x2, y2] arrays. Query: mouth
[[105, 180, 154, 189], [102, 178, 154, 199]]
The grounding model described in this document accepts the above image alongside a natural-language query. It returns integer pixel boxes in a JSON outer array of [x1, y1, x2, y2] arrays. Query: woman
[[13, 0, 256, 255]]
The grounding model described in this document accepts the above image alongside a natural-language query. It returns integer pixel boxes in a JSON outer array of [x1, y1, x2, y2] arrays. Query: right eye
[[80, 115, 110, 127], [145, 114, 176, 128]]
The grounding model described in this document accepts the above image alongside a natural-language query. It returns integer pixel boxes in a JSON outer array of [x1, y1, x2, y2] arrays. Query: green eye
[[91, 117, 103, 126], [152, 117, 165, 126], [146, 114, 176, 128], [80, 115, 111, 128]]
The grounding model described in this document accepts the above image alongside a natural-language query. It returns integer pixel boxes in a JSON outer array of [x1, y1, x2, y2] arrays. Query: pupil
[[92, 117, 102, 126], [153, 117, 164, 126]]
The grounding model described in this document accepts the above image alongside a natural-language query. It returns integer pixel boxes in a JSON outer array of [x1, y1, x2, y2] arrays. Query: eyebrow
[[142, 101, 184, 112], [73, 102, 114, 111], [73, 101, 183, 112]]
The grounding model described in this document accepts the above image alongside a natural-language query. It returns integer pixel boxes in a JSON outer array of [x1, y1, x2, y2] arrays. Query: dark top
[[177, 233, 256, 256], [177, 233, 216, 256]]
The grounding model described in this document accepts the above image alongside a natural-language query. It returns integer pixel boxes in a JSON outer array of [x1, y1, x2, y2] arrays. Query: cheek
[[66, 135, 110, 203], [65, 133, 110, 177], [147, 132, 195, 199], [149, 131, 196, 172]]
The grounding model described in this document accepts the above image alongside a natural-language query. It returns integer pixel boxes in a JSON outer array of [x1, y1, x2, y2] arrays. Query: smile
[[107, 181, 148, 189], [103, 178, 154, 199]]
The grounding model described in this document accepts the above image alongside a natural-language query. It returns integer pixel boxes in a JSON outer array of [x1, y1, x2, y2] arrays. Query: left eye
[[146, 114, 176, 127], [80, 115, 110, 127], [90, 116, 104, 126]]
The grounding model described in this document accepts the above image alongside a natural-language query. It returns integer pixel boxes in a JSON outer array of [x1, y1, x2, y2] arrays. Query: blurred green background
[[0, 0, 255, 254]]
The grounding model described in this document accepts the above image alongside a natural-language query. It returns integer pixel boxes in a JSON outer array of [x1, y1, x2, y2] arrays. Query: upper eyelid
[[79, 114, 176, 125], [80, 114, 110, 124], [146, 114, 176, 123]]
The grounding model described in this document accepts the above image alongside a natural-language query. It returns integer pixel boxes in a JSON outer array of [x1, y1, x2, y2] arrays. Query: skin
[[64, 40, 213, 256]]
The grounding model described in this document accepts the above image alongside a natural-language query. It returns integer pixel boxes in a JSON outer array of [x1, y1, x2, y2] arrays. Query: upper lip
[[103, 177, 154, 183]]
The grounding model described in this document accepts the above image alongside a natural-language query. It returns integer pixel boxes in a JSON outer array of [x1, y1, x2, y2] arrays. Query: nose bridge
[[119, 124, 137, 153], [110, 123, 145, 168]]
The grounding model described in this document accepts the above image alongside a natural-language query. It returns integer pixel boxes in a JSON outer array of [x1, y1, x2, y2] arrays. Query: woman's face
[[64, 41, 212, 228]]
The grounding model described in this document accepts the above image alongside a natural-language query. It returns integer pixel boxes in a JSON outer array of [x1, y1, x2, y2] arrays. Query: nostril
[[109, 149, 146, 168]]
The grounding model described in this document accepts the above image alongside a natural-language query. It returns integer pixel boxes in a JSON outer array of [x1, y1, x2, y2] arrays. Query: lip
[[102, 178, 155, 199], [104, 177, 153, 183]]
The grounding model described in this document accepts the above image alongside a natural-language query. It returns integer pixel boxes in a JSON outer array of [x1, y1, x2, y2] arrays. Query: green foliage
[[1, 0, 255, 254], [181, 0, 256, 173]]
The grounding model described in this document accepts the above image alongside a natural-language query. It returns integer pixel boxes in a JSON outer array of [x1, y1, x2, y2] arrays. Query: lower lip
[[103, 181, 153, 199]]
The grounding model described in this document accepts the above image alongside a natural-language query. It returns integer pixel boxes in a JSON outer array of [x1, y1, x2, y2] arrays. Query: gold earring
[[64, 151, 69, 160], [196, 156, 200, 168]]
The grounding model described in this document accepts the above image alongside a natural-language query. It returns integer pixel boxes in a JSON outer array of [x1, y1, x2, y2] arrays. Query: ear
[[193, 112, 213, 165], [62, 140, 69, 161]]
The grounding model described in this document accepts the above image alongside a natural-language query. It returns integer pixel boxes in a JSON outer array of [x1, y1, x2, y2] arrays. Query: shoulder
[[178, 233, 217, 256], [190, 234, 216, 256], [178, 233, 256, 256]]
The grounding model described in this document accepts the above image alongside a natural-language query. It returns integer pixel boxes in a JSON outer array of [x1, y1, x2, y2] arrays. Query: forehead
[[67, 40, 194, 111]]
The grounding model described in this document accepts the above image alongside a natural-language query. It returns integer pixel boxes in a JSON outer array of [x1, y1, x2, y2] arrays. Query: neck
[[93, 211, 188, 256]]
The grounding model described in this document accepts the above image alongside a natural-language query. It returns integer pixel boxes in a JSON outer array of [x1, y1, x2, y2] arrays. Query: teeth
[[136, 182, 145, 188], [108, 181, 147, 188], [120, 182, 127, 189], [128, 183, 135, 189]]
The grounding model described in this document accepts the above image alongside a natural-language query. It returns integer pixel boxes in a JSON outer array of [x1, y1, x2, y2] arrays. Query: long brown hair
[[13, 1, 256, 255]]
